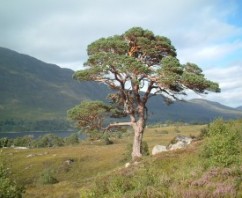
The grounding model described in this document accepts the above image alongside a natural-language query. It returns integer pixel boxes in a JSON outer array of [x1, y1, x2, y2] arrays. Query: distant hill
[[147, 98, 242, 123], [236, 106, 242, 111], [0, 47, 242, 131], [0, 47, 110, 121]]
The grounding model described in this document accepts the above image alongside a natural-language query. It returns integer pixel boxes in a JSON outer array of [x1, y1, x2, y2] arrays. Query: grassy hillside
[[1, 120, 241, 197]]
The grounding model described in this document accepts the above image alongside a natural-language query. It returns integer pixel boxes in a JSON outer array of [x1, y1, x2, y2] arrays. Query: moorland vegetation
[[0, 119, 241, 198]]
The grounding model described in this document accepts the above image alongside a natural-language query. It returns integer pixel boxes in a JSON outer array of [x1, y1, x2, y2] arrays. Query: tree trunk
[[131, 119, 145, 161]]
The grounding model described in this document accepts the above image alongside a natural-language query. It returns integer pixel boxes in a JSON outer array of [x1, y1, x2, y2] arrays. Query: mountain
[[0, 47, 110, 121], [236, 106, 242, 111], [147, 98, 242, 123], [0, 47, 242, 131]]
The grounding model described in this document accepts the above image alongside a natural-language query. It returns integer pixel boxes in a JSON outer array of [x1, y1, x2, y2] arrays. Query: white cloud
[[201, 64, 242, 107], [178, 40, 242, 65]]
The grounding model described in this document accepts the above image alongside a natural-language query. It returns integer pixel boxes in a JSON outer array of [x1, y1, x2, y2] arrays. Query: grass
[[144, 124, 204, 148], [1, 141, 127, 197], [0, 123, 241, 197]]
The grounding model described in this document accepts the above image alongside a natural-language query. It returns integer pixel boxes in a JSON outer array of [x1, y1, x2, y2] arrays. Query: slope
[[0, 47, 109, 121], [237, 106, 242, 111], [147, 97, 242, 123]]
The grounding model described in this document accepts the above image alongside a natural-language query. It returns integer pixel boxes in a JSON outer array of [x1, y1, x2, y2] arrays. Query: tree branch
[[142, 81, 154, 104], [105, 122, 131, 131]]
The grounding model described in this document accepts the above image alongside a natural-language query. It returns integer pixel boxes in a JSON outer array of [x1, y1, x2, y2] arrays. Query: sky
[[0, 0, 242, 107]]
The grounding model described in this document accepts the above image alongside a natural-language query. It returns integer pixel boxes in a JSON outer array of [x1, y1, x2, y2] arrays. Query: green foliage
[[0, 138, 12, 147], [158, 56, 183, 90], [64, 133, 79, 145], [91, 174, 135, 197], [13, 135, 33, 147], [67, 100, 110, 133], [200, 119, 241, 167], [0, 133, 81, 148], [33, 134, 64, 148], [88, 167, 158, 197], [75, 26, 219, 97], [101, 132, 113, 145], [182, 63, 220, 93], [116, 131, 123, 139], [38, 168, 58, 185], [0, 164, 25, 198], [198, 127, 209, 139]]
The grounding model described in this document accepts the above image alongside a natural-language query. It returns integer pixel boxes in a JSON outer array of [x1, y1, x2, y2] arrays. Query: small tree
[[67, 100, 111, 139], [74, 27, 220, 160]]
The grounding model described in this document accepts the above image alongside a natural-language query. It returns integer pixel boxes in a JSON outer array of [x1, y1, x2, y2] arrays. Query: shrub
[[0, 164, 25, 198], [116, 131, 123, 139], [200, 119, 241, 167], [0, 138, 9, 148], [38, 168, 58, 185], [64, 133, 79, 145], [13, 135, 33, 147], [102, 133, 113, 145], [87, 129, 103, 140], [89, 174, 134, 197], [197, 126, 208, 140], [82, 167, 158, 197], [33, 134, 64, 148]]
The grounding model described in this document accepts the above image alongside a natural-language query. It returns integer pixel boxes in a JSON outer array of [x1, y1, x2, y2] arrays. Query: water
[[0, 130, 86, 139]]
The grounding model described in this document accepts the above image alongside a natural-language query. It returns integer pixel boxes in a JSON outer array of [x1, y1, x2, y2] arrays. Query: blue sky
[[0, 0, 242, 107]]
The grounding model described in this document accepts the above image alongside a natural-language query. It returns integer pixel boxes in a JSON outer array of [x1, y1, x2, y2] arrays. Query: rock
[[26, 154, 36, 158], [14, 147, 28, 150], [64, 159, 75, 165], [152, 136, 193, 155], [125, 162, 131, 168], [37, 152, 48, 156], [26, 152, 48, 158], [152, 145, 167, 155], [168, 135, 193, 150], [24, 165, 33, 170]]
